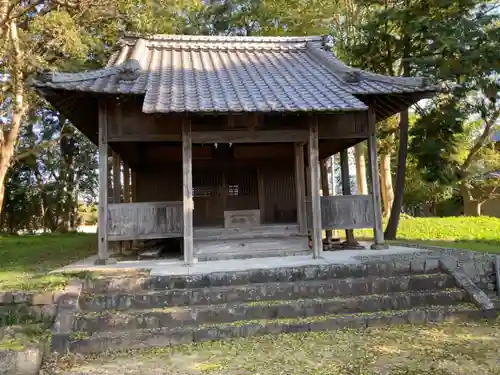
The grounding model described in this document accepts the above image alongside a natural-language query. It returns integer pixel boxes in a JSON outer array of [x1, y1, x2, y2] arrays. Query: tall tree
[[409, 2, 500, 216]]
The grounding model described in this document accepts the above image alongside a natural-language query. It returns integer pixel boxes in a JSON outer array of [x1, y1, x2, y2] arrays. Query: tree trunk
[[385, 109, 409, 239], [0, 22, 25, 218], [354, 142, 368, 194], [379, 154, 394, 218], [460, 183, 483, 216]]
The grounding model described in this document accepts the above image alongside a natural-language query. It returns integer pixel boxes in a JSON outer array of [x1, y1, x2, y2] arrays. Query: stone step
[[81, 273, 455, 311], [82, 258, 441, 293], [74, 289, 468, 332], [68, 304, 483, 354]]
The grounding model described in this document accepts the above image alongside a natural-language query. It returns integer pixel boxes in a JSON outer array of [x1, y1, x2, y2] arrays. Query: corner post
[[308, 116, 322, 258], [96, 100, 114, 265], [294, 142, 307, 234], [182, 118, 194, 265], [367, 106, 388, 249]]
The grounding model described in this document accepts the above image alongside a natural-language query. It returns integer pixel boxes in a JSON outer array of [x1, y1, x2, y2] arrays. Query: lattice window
[[228, 185, 239, 196], [193, 186, 213, 198]]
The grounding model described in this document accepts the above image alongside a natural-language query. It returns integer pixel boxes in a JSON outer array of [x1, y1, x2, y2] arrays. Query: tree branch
[[460, 120, 494, 174], [0, 0, 45, 29], [14, 138, 60, 162]]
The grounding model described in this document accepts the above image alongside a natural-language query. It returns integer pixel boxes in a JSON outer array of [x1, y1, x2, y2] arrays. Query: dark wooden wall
[[134, 156, 297, 227]]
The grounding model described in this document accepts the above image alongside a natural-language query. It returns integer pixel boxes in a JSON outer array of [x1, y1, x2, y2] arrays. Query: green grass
[[354, 216, 500, 254], [0, 233, 97, 292], [48, 318, 500, 375]]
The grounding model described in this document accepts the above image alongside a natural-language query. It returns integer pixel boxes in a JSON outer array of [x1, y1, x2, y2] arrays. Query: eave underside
[[39, 89, 433, 156]]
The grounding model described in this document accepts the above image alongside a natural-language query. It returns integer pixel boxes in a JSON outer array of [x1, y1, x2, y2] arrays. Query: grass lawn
[[0, 233, 97, 292], [47, 319, 500, 375], [354, 216, 500, 254]]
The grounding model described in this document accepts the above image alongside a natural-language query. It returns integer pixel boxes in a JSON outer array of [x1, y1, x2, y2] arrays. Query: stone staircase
[[68, 260, 482, 354]]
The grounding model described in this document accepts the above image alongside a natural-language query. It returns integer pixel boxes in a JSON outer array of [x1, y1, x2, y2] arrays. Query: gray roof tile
[[33, 34, 436, 113]]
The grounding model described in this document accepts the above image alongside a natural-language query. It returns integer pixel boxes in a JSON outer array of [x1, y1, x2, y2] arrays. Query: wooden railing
[[306, 195, 375, 230], [107, 201, 183, 241]]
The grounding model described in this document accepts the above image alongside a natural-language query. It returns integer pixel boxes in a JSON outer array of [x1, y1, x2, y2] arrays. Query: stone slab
[[51, 280, 83, 354], [439, 257, 495, 311], [67, 306, 489, 354], [0, 347, 42, 375], [80, 273, 454, 311]]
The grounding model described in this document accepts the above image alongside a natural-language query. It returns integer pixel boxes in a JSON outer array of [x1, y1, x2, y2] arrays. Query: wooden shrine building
[[33, 35, 437, 265]]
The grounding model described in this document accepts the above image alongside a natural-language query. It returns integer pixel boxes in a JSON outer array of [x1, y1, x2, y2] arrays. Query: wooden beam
[[294, 143, 307, 234], [308, 116, 323, 259], [192, 130, 308, 144], [107, 126, 371, 143], [182, 118, 194, 265], [367, 106, 388, 249], [96, 100, 114, 265]]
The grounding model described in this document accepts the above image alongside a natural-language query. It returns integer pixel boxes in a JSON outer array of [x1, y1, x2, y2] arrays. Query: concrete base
[[371, 243, 390, 250], [94, 258, 118, 265]]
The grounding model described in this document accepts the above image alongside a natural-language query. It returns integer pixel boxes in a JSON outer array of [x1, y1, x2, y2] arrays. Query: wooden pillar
[[329, 155, 339, 239], [257, 168, 266, 224], [329, 155, 336, 195], [367, 106, 388, 249], [131, 170, 137, 203], [182, 118, 194, 265], [112, 153, 121, 203], [130, 168, 138, 248], [320, 158, 332, 241], [96, 101, 114, 265], [340, 149, 358, 246], [112, 152, 122, 253], [123, 163, 130, 203], [308, 116, 322, 259], [121, 164, 131, 250], [294, 143, 307, 234]]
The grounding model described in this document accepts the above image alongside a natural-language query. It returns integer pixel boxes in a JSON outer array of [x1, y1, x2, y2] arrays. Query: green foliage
[[2, 111, 98, 233], [407, 3, 500, 200]]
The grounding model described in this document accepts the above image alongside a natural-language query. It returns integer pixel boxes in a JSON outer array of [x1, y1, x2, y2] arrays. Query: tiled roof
[[33, 35, 435, 113]]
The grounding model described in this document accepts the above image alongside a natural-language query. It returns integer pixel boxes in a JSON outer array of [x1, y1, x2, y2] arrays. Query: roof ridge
[[120, 33, 324, 44]]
